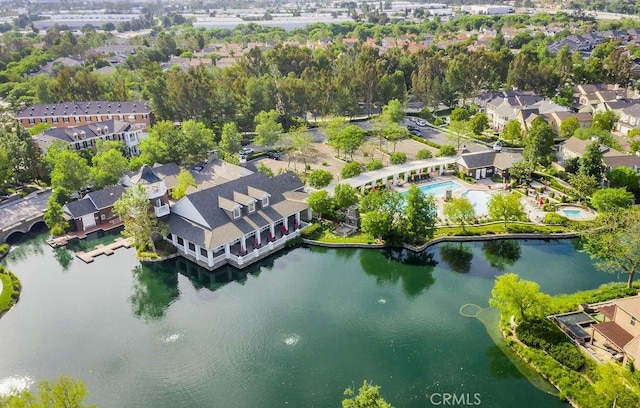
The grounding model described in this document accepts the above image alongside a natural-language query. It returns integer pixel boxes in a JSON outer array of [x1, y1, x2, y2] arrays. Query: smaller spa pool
[[562, 209, 584, 219]]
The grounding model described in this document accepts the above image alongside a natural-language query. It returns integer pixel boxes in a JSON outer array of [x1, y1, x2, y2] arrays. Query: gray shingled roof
[[37, 119, 130, 142], [16, 101, 151, 118], [168, 171, 306, 249], [459, 151, 497, 170], [63, 198, 96, 218], [130, 164, 161, 184], [86, 185, 126, 210]]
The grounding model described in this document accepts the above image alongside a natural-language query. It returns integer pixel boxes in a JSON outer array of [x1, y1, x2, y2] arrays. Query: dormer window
[[248, 202, 255, 213], [262, 197, 269, 207], [233, 207, 241, 219]]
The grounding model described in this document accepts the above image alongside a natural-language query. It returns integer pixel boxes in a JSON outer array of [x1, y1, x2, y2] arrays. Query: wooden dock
[[75, 237, 132, 263]]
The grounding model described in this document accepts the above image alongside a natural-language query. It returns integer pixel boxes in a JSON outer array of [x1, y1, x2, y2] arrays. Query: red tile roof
[[593, 321, 634, 349]]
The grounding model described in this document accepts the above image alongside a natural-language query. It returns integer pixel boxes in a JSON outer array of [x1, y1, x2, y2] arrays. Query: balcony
[[154, 204, 170, 217]]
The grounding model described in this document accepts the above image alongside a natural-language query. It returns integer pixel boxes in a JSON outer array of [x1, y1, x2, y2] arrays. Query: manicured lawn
[[315, 229, 376, 244], [0, 267, 21, 315]]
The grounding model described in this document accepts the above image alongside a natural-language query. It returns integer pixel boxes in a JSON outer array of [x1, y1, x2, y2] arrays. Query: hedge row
[[517, 319, 585, 371], [410, 135, 441, 149]]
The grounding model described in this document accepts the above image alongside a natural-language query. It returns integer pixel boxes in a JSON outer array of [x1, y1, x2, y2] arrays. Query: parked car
[[416, 119, 427, 127], [266, 151, 282, 160], [239, 147, 254, 156]]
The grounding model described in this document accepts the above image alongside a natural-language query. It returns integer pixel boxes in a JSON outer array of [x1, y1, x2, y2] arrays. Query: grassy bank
[[0, 265, 21, 316]]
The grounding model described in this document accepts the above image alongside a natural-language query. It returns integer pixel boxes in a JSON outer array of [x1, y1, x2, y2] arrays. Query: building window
[[63, 117, 69, 123], [100, 214, 106, 221], [233, 207, 241, 219], [200, 247, 208, 257], [53, 117, 59, 123], [632, 317, 637, 326], [188, 242, 195, 251], [177, 237, 184, 246], [248, 202, 255, 213], [262, 197, 269, 207], [28, 118, 35, 124], [74, 116, 80, 122]]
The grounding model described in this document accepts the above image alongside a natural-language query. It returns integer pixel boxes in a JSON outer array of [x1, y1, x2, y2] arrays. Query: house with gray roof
[[63, 185, 126, 232], [166, 171, 310, 270], [33, 119, 145, 157], [457, 150, 516, 179]]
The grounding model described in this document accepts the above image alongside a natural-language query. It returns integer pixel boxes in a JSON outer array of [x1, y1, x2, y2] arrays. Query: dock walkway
[[75, 237, 132, 263]]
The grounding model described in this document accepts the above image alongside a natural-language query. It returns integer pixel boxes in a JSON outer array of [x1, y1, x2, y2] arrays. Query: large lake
[[0, 234, 623, 407]]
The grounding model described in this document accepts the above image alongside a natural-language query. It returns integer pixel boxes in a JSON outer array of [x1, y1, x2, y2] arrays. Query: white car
[[239, 147, 254, 156]]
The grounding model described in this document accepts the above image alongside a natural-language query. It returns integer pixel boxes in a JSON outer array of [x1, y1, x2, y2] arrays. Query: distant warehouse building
[[461, 5, 514, 15]]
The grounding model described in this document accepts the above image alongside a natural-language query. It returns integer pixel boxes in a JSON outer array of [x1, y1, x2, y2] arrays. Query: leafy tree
[[489, 273, 551, 323], [581, 207, 640, 288], [523, 117, 555, 168], [415, 149, 433, 160], [256, 162, 274, 177], [366, 160, 384, 171], [341, 162, 362, 179], [607, 166, 640, 197], [450, 107, 470, 122], [568, 174, 599, 199], [113, 184, 165, 251], [307, 190, 334, 219], [509, 160, 530, 184], [254, 110, 283, 149], [219, 122, 242, 156], [502, 119, 522, 143], [579, 142, 605, 181], [447, 120, 471, 150], [469, 113, 489, 136], [0, 375, 95, 407], [333, 183, 358, 211], [27, 122, 52, 136], [381, 99, 404, 124], [0, 124, 40, 183], [326, 116, 348, 157], [283, 125, 314, 170], [44, 199, 68, 236], [342, 380, 393, 408], [383, 124, 409, 153], [0, 149, 12, 188], [389, 152, 407, 165], [559, 116, 580, 139], [91, 146, 129, 189], [361, 211, 393, 240], [438, 145, 457, 157], [592, 110, 618, 132], [49, 150, 91, 193], [339, 125, 366, 161], [488, 193, 526, 226], [307, 169, 333, 188], [177, 120, 216, 165], [443, 197, 476, 231], [359, 189, 402, 215], [590, 188, 634, 212], [564, 157, 580, 174], [171, 169, 196, 200], [397, 184, 437, 244], [594, 363, 640, 408]]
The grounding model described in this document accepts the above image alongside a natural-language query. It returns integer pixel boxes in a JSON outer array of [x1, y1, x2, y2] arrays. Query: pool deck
[[75, 237, 132, 263], [556, 204, 598, 221]]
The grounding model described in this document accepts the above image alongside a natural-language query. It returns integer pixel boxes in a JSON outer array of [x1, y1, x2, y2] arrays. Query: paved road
[[0, 191, 51, 230]]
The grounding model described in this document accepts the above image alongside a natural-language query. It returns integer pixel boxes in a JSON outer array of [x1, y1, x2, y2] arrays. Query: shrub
[[544, 213, 568, 225], [433, 118, 444, 126], [341, 162, 362, 178], [517, 318, 586, 371], [366, 160, 384, 171], [0, 243, 8, 255], [438, 145, 457, 157], [415, 149, 433, 160], [389, 152, 407, 165], [307, 169, 334, 188], [322, 161, 328, 166], [137, 251, 159, 259], [300, 223, 320, 238], [0, 266, 21, 314]]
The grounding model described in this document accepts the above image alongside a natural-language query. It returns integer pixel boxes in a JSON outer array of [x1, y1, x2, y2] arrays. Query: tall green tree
[[381, 99, 404, 124], [523, 117, 555, 168], [307, 169, 333, 188], [578, 142, 605, 181], [44, 199, 68, 236], [592, 110, 618, 132], [49, 150, 91, 193], [113, 184, 165, 251], [488, 193, 526, 226], [307, 190, 334, 219], [608, 166, 640, 197], [590, 188, 634, 212], [443, 197, 476, 231], [342, 380, 393, 408], [219, 122, 243, 156], [254, 110, 283, 149], [489, 273, 551, 323], [333, 183, 358, 212], [397, 184, 437, 244], [171, 169, 196, 200], [0, 376, 95, 408], [91, 146, 129, 189], [502, 119, 522, 144], [559, 116, 580, 140], [582, 208, 640, 288]]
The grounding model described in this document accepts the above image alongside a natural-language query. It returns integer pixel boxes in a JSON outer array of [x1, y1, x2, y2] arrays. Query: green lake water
[[0, 234, 625, 407]]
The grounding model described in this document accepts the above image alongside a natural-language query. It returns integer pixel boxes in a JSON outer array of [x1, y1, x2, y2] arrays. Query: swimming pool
[[418, 180, 462, 197], [562, 209, 584, 219], [462, 190, 492, 216]]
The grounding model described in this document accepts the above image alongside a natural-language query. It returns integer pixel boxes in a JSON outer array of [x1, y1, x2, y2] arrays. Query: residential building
[[33, 119, 145, 156], [63, 185, 126, 232], [557, 136, 621, 165], [482, 91, 567, 131], [617, 104, 640, 135], [547, 111, 593, 136], [457, 150, 516, 180], [166, 171, 310, 271], [591, 296, 640, 365], [16, 101, 154, 130]]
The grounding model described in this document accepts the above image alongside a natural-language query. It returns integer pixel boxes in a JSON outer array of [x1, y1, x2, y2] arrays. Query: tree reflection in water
[[482, 240, 521, 271], [130, 263, 179, 320], [360, 248, 437, 297], [439, 243, 473, 274], [53, 247, 74, 271]]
